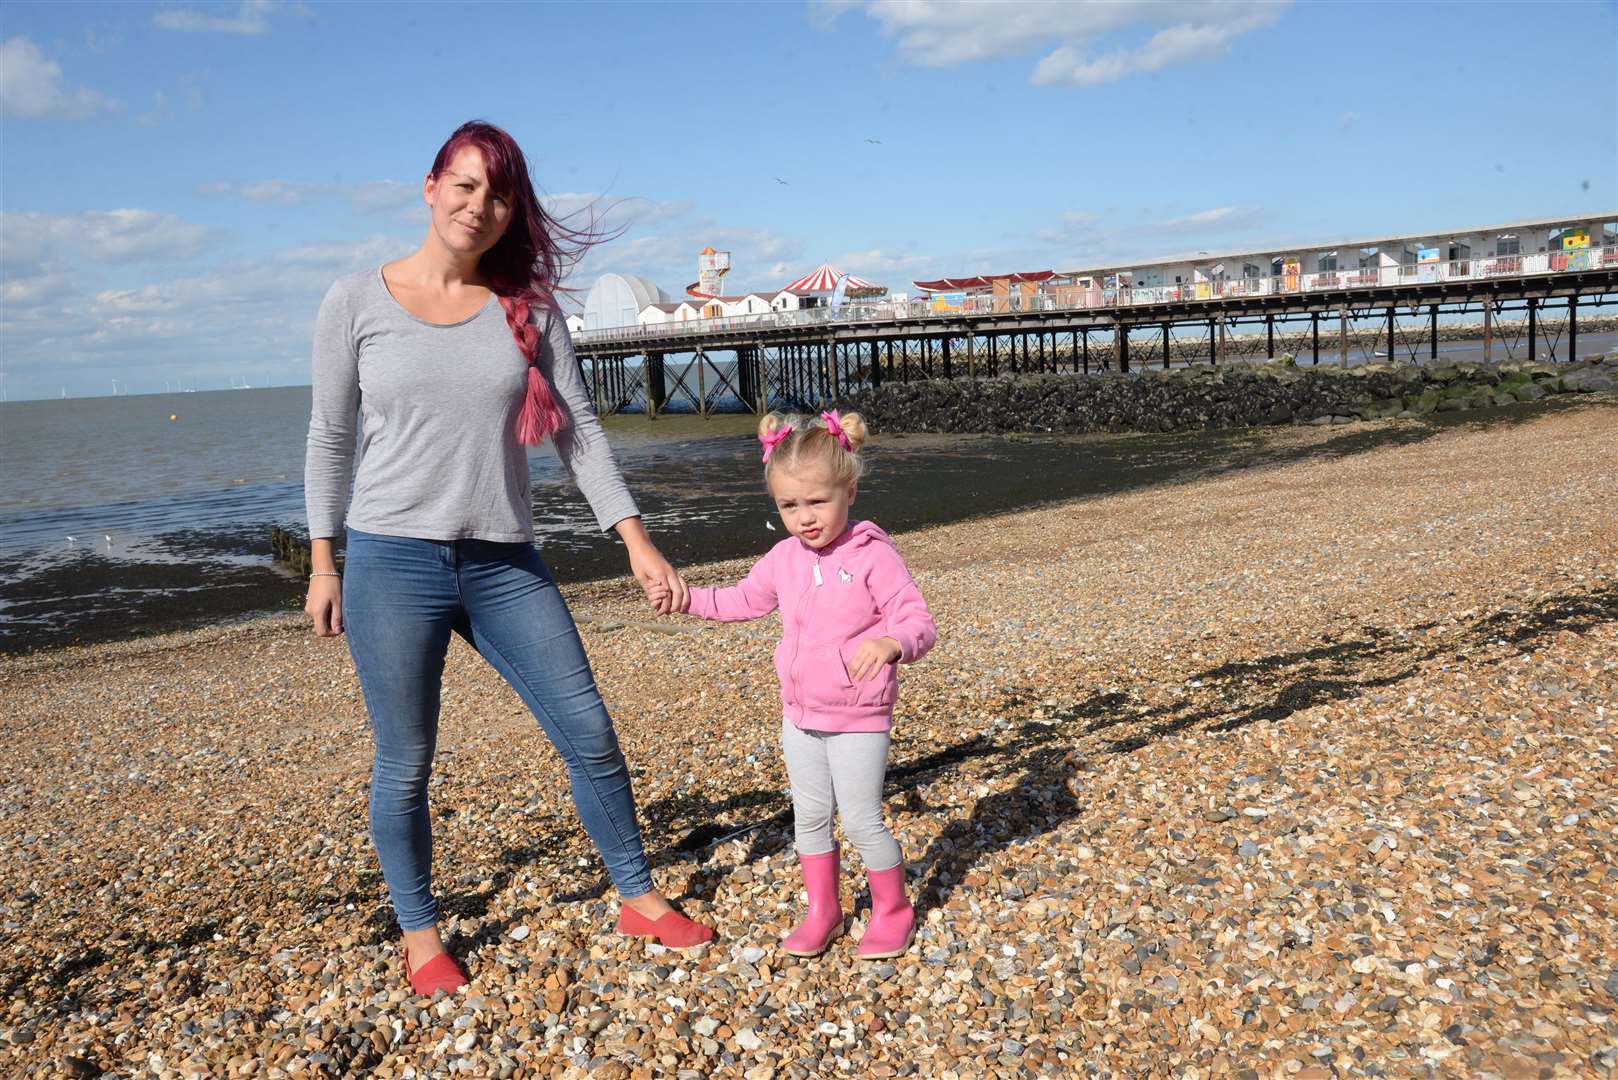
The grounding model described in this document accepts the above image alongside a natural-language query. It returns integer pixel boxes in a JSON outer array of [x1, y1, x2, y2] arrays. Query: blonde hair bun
[[758, 412, 788, 439], [834, 410, 868, 451]]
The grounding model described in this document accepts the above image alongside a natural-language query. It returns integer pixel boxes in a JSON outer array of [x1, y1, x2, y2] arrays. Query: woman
[[303, 120, 711, 996]]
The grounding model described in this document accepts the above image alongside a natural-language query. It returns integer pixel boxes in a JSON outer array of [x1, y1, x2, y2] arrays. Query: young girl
[[652, 410, 936, 959]]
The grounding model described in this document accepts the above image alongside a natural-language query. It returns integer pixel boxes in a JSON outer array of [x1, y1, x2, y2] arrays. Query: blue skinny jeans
[[342, 528, 654, 931]]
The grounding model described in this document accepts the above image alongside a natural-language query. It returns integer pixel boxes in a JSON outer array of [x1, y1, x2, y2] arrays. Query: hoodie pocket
[[799, 643, 861, 710], [838, 639, 897, 709]]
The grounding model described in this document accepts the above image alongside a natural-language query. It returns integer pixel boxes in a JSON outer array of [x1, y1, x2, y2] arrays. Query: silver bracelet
[[309, 571, 341, 578]]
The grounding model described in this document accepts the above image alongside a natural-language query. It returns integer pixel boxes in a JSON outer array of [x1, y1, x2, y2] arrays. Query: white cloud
[[350, 180, 417, 214], [1, 231, 417, 397], [2, 209, 215, 267], [1033, 205, 1267, 266], [199, 177, 424, 215], [79, 210, 214, 261], [542, 193, 694, 237], [1156, 206, 1259, 231], [828, 1, 1287, 87], [199, 179, 321, 206], [0, 37, 121, 119], [833, 248, 936, 277], [152, 1, 305, 34]]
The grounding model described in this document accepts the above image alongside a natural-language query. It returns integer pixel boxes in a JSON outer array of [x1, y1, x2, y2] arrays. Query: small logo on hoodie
[[838, 567, 852, 584]]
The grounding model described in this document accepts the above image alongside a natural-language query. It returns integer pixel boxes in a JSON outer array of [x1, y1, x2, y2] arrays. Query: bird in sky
[[866, 138, 882, 145], [774, 177, 789, 186]]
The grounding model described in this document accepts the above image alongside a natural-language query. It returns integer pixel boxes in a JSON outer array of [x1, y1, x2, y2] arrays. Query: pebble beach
[[3, 401, 1616, 1079]]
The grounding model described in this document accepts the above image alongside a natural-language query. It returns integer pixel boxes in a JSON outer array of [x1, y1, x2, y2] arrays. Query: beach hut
[[637, 302, 690, 327]]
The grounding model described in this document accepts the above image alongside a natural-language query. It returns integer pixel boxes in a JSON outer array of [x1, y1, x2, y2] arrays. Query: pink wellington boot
[[857, 862, 916, 960], [782, 846, 845, 957]]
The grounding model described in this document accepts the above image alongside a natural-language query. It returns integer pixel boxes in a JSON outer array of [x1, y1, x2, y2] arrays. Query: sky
[[1, 0, 1614, 400]]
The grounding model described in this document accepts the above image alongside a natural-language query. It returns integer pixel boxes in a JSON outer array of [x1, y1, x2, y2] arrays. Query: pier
[[572, 216, 1618, 417]]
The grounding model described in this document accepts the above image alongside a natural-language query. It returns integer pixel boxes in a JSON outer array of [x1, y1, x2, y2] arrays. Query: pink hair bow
[[820, 410, 852, 451], [759, 425, 793, 463]]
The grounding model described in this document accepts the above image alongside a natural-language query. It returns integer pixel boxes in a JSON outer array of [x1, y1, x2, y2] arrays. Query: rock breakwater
[[846, 354, 1618, 434]]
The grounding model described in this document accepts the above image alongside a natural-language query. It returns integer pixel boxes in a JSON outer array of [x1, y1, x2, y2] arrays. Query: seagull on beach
[[66, 535, 77, 545]]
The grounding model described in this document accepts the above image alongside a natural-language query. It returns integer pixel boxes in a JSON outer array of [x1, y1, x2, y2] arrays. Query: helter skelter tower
[[688, 246, 731, 298]]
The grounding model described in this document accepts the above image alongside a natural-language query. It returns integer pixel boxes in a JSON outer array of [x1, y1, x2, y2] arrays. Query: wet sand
[[2, 401, 1615, 1078]]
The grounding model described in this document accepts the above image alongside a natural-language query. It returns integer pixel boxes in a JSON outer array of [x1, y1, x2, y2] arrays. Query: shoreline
[[5, 400, 1614, 1076], [3, 398, 1596, 658]]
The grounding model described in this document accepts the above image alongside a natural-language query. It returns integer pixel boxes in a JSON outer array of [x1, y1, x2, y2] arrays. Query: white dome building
[[583, 273, 667, 330]]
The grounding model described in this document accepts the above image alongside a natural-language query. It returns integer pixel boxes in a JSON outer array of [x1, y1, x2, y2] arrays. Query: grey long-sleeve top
[[304, 268, 638, 542]]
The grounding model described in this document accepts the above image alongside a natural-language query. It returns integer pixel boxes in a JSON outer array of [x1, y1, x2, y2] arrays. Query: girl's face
[[769, 463, 855, 550], [424, 146, 513, 261]]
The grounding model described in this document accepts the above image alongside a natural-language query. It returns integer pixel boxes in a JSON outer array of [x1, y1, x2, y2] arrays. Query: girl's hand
[[847, 636, 901, 681], [647, 581, 687, 613], [305, 576, 344, 637]]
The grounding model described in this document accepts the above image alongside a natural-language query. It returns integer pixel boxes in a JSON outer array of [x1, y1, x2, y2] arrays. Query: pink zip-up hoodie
[[687, 520, 936, 733]]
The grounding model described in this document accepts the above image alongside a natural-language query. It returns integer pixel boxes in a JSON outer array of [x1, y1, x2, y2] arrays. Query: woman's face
[[424, 145, 513, 260]]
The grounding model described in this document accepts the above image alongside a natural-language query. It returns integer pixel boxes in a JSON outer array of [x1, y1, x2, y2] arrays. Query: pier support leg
[[1483, 299, 1493, 363], [1339, 305, 1348, 366], [943, 335, 952, 379], [1266, 314, 1275, 359], [1082, 329, 1090, 374], [1527, 299, 1538, 363], [1386, 308, 1396, 363], [1071, 330, 1078, 373], [1209, 319, 1217, 365], [967, 333, 976, 379], [760, 345, 770, 413], [643, 353, 661, 419], [1116, 323, 1130, 373], [696, 346, 707, 417], [1429, 304, 1439, 362], [1311, 312, 1320, 365], [1163, 321, 1171, 369], [1569, 294, 1578, 362]]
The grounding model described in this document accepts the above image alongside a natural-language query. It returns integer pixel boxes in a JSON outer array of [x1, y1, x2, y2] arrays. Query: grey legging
[[780, 717, 902, 871]]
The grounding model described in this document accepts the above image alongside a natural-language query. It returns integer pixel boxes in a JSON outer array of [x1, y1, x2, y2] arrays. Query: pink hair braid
[[499, 293, 567, 446]]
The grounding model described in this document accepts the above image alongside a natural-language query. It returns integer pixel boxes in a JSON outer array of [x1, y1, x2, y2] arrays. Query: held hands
[[616, 517, 687, 616], [847, 636, 902, 682], [646, 580, 690, 614]]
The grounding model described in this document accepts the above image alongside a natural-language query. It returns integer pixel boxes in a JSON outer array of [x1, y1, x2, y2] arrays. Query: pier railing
[[574, 245, 1618, 345]]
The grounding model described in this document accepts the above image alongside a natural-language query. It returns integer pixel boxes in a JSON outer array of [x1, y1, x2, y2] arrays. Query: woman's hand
[[304, 538, 343, 636], [616, 517, 687, 615], [847, 636, 902, 681], [305, 575, 344, 636]]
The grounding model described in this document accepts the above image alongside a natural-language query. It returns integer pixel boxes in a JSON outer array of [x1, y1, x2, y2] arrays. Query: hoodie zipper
[[787, 554, 822, 724]]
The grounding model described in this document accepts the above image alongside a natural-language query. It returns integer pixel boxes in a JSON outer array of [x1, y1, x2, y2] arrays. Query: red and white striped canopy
[[783, 264, 874, 294]]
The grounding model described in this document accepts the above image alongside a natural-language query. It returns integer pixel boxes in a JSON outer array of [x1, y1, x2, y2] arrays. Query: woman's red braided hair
[[430, 120, 606, 446]]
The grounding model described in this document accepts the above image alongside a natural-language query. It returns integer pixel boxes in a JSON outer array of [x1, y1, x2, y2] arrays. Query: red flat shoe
[[404, 947, 469, 996], [616, 904, 715, 949]]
